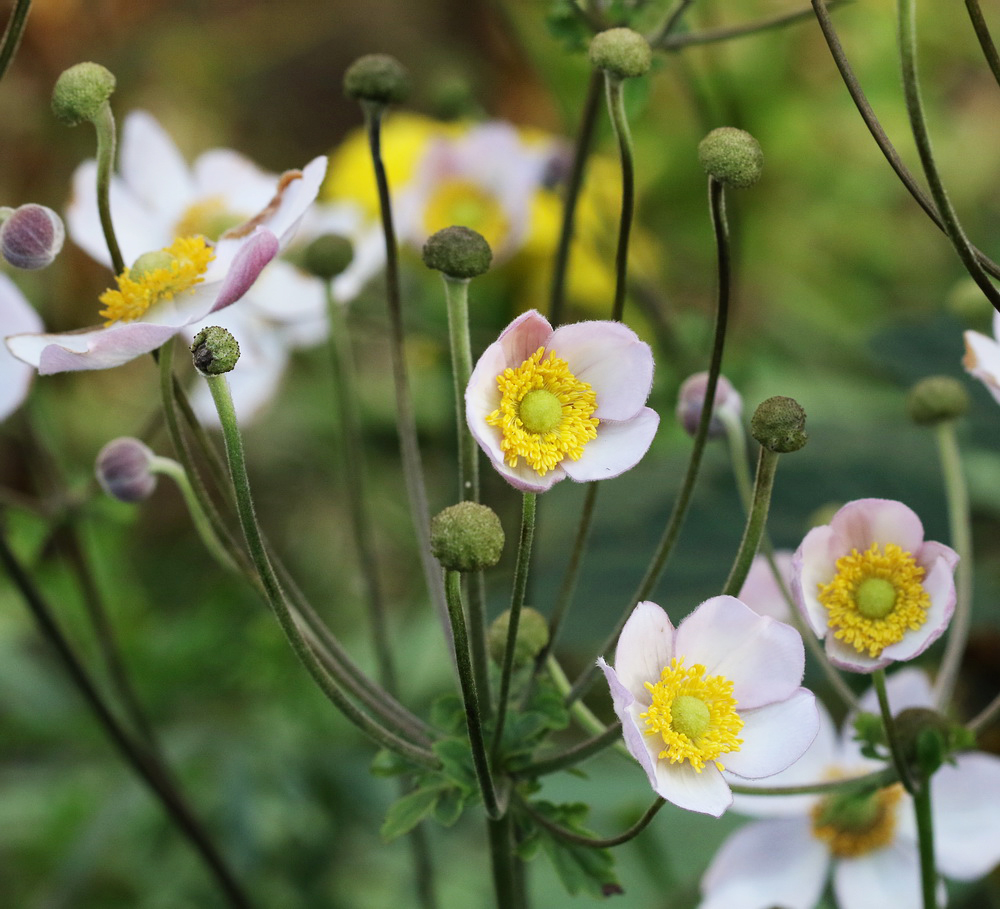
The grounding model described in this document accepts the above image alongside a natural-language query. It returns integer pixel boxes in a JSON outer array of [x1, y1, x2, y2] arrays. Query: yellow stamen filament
[[98, 236, 215, 325], [485, 346, 599, 475], [818, 543, 929, 657], [811, 784, 904, 858], [641, 658, 744, 772]]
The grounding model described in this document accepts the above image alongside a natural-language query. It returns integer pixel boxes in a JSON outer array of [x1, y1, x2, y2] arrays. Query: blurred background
[[2, 0, 1000, 905]]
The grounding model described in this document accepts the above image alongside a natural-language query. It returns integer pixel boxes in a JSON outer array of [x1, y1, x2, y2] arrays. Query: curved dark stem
[[965, 0, 1000, 90], [0, 519, 253, 908], [519, 721, 622, 777], [519, 795, 665, 849], [0, 0, 31, 83], [810, 0, 1000, 284], [659, 3, 843, 51]]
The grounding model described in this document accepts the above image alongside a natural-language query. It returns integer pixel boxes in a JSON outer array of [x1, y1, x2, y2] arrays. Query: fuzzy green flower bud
[[343, 54, 410, 105], [0, 204, 65, 269], [430, 502, 504, 572], [893, 707, 974, 783], [422, 226, 492, 279], [302, 234, 354, 281], [588, 28, 652, 79], [907, 376, 970, 425], [488, 607, 549, 667], [51, 62, 116, 126], [750, 396, 808, 453], [95, 437, 157, 503], [698, 127, 764, 189], [191, 326, 241, 376]]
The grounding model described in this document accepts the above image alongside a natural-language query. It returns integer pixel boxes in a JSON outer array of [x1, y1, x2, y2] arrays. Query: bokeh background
[[2, 0, 1000, 905]]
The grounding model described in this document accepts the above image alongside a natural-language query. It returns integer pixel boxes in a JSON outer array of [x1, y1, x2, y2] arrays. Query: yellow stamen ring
[[817, 543, 929, 658], [811, 784, 904, 858], [485, 346, 599, 475], [99, 236, 215, 325], [641, 658, 744, 772]]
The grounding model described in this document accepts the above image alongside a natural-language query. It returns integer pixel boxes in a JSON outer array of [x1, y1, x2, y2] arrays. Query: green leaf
[[431, 787, 465, 827], [380, 785, 445, 842], [432, 737, 478, 791]]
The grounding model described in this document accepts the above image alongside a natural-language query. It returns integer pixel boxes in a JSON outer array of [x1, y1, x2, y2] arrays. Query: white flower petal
[[830, 498, 926, 555], [723, 688, 819, 780], [193, 148, 278, 216], [698, 817, 829, 909], [964, 327, 1000, 404], [652, 759, 733, 816], [833, 841, 929, 909], [561, 408, 659, 483], [597, 659, 659, 791], [739, 551, 794, 622], [792, 525, 840, 638], [933, 752, 1000, 880], [9, 322, 179, 374], [0, 274, 43, 419], [120, 110, 196, 220], [611, 600, 675, 700], [675, 596, 805, 709]]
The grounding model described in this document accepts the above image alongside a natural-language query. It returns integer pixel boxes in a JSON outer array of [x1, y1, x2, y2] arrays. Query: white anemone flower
[[599, 597, 819, 816], [0, 274, 43, 420], [699, 669, 1000, 909], [963, 309, 1000, 404]]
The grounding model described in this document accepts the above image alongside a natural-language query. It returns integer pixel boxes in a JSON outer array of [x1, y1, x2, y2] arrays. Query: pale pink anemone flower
[[675, 371, 743, 440], [699, 669, 1000, 909], [465, 309, 659, 493], [6, 149, 326, 375], [963, 309, 1000, 404], [739, 550, 795, 623], [598, 597, 818, 817], [0, 274, 43, 420], [792, 499, 958, 673]]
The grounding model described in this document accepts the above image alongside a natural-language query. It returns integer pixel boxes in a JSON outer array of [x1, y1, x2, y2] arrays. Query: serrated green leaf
[[380, 785, 445, 842], [430, 694, 466, 734], [431, 787, 465, 827], [432, 737, 478, 790]]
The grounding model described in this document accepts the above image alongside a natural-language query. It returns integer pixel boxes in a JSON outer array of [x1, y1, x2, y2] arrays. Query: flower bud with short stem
[[0, 203, 65, 269]]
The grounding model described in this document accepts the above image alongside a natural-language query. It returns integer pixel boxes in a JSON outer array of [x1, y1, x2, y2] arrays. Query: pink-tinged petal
[[611, 600, 675, 701], [8, 322, 179, 374], [723, 688, 818, 779], [933, 752, 1000, 880], [919, 539, 959, 574], [739, 551, 794, 622], [598, 658, 659, 791], [879, 553, 955, 665], [792, 525, 841, 638], [964, 328, 1000, 404], [547, 320, 654, 420], [495, 309, 553, 367], [207, 228, 280, 315], [652, 758, 733, 816], [731, 702, 839, 818], [829, 498, 925, 556], [119, 111, 196, 219], [834, 841, 930, 909], [486, 457, 564, 493], [699, 817, 829, 909], [823, 633, 892, 674], [561, 408, 659, 483], [0, 275, 43, 418], [675, 597, 805, 709]]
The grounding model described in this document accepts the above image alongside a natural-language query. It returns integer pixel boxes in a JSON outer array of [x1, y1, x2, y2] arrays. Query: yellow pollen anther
[[817, 542, 929, 658], [811, 784, 904, 858], [641, 658, 743, 772], [98, 236, 215, 325], [485, 346, 599, 475]]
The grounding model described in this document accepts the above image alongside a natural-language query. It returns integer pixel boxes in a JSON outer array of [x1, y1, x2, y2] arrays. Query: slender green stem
[[0, 0, 31, 84], [604, 74, 636, 323], [519, 795, 665, 849], [932, 420, 973, 708], [486, 812, 522, 909], [969, 689, 1000, 733], [730, 767, 896, 797], [491, 492, 537, 761], [325, 282, 398, 693], [721, 447, 779, 595], [811, 0, 1000, 283], [442, 276, 478, 502], [913, 782, 939, 909], [964, 0, 1000, 93], [204, 372, 438, 769], [92, 101, 125, 275], [0, 519, 254, 908], [521, 722, 623, 777], [361, 103, 450, 639], [546, 655, 628, 758], [650, 0, 696, 46], [568, 176, 733, 705], [549, 68, 602, 327], [658, 3, 843, 51], [873, 668, 916, 794], [444, 570, 501, 819]]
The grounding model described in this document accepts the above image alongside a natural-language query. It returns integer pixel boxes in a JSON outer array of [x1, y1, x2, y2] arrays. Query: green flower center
[[811, 784, 903, 858], [855, 577, 897, 619], [669, 695, 711, 740], [518, 389, 564, 434]]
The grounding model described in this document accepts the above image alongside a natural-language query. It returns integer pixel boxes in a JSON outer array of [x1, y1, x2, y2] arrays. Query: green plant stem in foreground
[[204, 372, 438, 769], [721, 446, 779, 596], [443, 570, 501, 819], [0, 521, 253, 908], [873, 669, 916, 795], [604, 74, 636, 323], [965, 0, 1000, 90], [0, 0, 31, 84], [519, 795, 666, 850], [92, 101, 125, 276], [914, 782, 939, 909], [932, 420, 973, 708], [729, 766, 896, 797]]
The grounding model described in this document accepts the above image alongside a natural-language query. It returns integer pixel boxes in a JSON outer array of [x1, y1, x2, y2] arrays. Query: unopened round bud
[[302, 234, 354, 280], [488, 607, 549, 668], [698, 127, 764, 189], [588, 28, 652, 79], [51, 62, 116, 126], [191, 326, 240, 375], [676, 372, 743, 439], [893, 707, 954, 780], [422, 226, 492, 279], [430, 502, 504, 572], [343, 54, 410, 105], [907, 376, 969, 425], [95, 437, 157, 503], [0, 204, 65, 269], [750, 396, 807, 453]]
